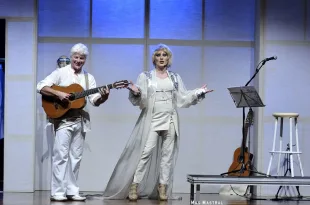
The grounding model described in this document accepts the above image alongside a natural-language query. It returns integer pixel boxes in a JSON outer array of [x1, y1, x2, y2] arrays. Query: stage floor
[[1, 191, 310, 205]]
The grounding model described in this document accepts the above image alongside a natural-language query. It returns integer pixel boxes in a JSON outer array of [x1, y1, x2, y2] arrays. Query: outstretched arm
[[87, 75, 110, 107], [175, 74, 213, 108], [128, 72, 148, 109]]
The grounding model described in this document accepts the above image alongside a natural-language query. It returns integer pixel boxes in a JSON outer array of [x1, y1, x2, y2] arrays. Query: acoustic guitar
[[41, 80, 129, 119], [227, 109, 254, 176]]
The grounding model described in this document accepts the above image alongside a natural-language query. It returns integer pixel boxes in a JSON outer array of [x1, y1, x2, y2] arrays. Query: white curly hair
[[70, 43, 89, 57]]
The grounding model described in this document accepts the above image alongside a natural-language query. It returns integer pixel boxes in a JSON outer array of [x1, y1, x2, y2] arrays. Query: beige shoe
[[158, 184, 168, 201], [128, 183, 138, 201]]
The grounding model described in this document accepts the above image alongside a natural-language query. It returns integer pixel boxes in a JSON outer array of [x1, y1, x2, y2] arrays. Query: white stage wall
[[2, 0, 310, 196]]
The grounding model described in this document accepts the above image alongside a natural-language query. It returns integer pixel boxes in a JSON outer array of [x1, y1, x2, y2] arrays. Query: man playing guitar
[[37, 43, 120, 201]]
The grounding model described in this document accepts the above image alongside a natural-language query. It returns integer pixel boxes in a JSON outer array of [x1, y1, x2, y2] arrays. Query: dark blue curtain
[[0, 63, 3, 140]]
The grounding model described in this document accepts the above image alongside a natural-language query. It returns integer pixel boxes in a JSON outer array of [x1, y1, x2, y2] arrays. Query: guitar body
[[228, 147, 254, 176], [42, 84, 86, 119], [226, 109, 255, 177], [41, 80, 129, 119]]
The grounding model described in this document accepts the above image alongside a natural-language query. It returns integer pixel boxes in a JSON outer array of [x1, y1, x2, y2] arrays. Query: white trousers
[[133, 122, 176, 185], [51, 122, 85, 196]]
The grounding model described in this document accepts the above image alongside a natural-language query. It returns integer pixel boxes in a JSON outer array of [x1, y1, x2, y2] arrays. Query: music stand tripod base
[[221, 86, 267, 177]]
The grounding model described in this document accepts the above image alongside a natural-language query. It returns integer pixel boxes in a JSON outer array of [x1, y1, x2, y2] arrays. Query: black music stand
[[220, 86, 267, 176], [228, 86, 264, 109]]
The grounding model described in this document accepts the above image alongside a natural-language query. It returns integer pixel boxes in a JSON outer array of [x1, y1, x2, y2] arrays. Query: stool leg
[[295, 117, 304, 176], [190, 184, 194, 201], [267, 117, 278, 176], [196, 184, 200, 201], [289, 117, 294, 177], [277, 117, 283, 176]]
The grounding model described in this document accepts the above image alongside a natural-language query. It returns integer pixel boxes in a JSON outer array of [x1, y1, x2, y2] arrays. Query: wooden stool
[[266, 113, 304, 177]]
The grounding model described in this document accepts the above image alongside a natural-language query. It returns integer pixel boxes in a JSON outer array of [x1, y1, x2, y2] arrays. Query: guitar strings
[[73, 84, 113, 100]]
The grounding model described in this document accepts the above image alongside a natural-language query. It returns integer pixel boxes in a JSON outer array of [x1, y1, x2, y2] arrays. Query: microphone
[[263, 56, 277, 62]]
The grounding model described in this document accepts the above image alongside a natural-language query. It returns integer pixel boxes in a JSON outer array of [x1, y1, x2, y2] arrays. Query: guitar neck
[[72, 84, 114, 100], [241, 124, 250, 150], [240, 110, 254, 154]]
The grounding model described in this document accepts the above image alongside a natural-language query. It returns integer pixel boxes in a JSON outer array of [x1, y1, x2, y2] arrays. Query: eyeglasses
[[57, 58, 70, 64]]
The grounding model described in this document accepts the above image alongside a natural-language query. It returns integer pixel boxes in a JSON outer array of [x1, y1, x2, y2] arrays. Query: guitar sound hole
[[54, 100, 69, 109]]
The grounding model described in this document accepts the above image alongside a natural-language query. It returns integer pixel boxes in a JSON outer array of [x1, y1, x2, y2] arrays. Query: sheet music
[[228, 86, 265, 108]]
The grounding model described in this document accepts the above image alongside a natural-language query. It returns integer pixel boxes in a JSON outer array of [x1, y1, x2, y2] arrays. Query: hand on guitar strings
[[57, 91, 71, 102], [127, 81, 140, 96], [201, 84, 214, 94]]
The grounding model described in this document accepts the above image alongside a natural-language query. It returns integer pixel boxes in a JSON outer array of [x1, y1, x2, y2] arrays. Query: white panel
[[265, 0, 305, 41], [205, 0, 255, 41], [4, 20, 36, 192], [6, 81, 34, 135], [263, 44, 310, 117], [35, 113, 53, 190], [0, 0, 34, 17], [4, 138, 34, 191], [203, 47, 253, 117], [7, 21, 34, 75]]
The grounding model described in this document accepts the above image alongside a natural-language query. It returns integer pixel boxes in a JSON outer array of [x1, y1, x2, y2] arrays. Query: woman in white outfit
[[103, 44, 213, 201]]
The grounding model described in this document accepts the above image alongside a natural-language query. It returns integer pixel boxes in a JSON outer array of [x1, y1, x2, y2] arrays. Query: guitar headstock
[[245, 109, 254, 126], [113, 80, 130, 89]]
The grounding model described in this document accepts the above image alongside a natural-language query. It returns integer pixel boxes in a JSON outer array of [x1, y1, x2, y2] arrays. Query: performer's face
[[154, 50, 169, 69], [71, 53, 86, 72]]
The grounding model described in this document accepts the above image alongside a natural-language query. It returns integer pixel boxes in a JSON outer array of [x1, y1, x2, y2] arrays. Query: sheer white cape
[[102, 69, 206, 200]]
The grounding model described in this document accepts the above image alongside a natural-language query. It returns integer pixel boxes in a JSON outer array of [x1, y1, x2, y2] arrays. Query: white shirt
[[37, 65, 101, 132], [151, 77, 175, 131]]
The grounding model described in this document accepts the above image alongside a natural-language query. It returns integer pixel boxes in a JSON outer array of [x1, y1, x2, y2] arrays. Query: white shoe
[[67, 195, 86, 201], [50, 195, 67, 201]]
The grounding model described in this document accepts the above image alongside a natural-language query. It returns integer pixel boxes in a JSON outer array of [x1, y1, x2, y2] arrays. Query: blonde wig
[[152, 43, 173, 68]]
